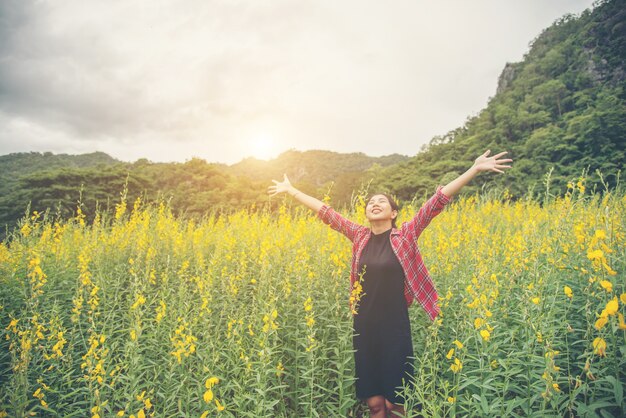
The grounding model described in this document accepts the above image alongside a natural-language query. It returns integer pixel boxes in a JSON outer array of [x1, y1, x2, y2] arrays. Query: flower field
[[1, 181, 624, 417]]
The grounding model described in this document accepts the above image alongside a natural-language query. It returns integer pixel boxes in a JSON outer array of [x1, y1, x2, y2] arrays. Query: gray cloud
[[0, 0, 596, 163]]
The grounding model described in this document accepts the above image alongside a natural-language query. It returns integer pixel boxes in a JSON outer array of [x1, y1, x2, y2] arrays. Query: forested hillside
[[370, 0, 625, 200], [0, 150, 406, 232]]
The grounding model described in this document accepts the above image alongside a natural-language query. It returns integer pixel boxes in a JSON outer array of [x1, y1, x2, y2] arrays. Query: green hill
[[0, 150, 407, 233]]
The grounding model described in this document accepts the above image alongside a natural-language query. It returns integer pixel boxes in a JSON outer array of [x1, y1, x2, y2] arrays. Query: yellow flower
[[453, 340, 464, 349], [200, 412, 209, 418], [592, 337, 606, 357], [594, 229, 606, 239], [155, 300, 166, 324], [446, 349, 454, 360], [137, 410, 145, 418], [599, 280, 613, 292], [206, 377, 219, 388], [474, 318, 484, 329], [587, 249, 604, 261], [276, 362, 284, 377], [447, 397, 456, 403], [6, 318, 19, 331], [563, 286, 573, 298], [116, 411, 125, 417], [553, 383, 560, 392], [603, 262, 617, 275], [594, 315, 608, 330], [215, 399, 225, 412], [618, 313, 626, 330], [203, 389, 214, 403], [605, 297, 618, 316], [480, 329, 490, 341], [449, 358, 462, 373], [620, 293, 626, 304], [131, 294, 146, 310], [531, 297, 540, 305]]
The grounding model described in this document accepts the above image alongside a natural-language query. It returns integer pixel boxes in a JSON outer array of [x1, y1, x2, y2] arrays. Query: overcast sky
[[0, 0, 596, 164]]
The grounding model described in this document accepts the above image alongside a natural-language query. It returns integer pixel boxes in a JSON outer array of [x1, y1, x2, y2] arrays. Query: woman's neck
[[370, 220, 392, 235]]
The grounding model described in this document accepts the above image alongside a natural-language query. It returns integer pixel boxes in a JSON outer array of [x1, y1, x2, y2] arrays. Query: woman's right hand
[[268, 174, 293, 196]]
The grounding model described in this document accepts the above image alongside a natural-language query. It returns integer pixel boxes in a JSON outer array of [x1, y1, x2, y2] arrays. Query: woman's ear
[[391, 210, 398, 220]]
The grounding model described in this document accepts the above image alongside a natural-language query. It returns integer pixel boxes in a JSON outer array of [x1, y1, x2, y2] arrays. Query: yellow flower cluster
[[262, 309, 279, 333], [27, 252, 47, 298], [170, 318, 197, 364], [540, 348, 562, 398], [447, 340, 464, 373], [201, 377, 225, 415], [81, 332, 108, 385], [155, 300, 166, 324], [586, 229, 617, 276], [304, 297, 315, 328], [350, 269, 366, 315]]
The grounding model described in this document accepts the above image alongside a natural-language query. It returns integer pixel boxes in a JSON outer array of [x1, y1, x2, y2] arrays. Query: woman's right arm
[[268, 174, 364, 241], [268, 174, 324, 213]]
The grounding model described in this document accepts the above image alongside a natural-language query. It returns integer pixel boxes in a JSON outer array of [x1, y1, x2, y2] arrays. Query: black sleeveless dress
[[353, 228, 415, 404]]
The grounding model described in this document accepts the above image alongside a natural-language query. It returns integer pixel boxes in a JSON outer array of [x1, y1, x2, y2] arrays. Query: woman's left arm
[[440, 149, 513, 198]]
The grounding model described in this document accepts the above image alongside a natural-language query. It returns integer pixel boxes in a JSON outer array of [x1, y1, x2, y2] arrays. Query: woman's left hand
[[472, 150, 513, 173]]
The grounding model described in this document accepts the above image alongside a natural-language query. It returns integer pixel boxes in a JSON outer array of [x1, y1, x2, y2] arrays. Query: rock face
[[582, 47, 609, 84], [582, 45, 625, 86], [496, 63, 517, 95]]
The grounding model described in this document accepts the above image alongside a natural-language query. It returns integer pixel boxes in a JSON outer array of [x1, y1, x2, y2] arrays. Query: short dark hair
[[366, 193, 400, 228]]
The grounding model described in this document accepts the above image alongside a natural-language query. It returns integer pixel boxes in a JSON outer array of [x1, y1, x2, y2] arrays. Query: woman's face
[[365, 194, 397, 224]]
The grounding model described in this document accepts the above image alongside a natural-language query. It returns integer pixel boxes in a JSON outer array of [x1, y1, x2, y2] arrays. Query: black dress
[[353, 228, 415, 404]]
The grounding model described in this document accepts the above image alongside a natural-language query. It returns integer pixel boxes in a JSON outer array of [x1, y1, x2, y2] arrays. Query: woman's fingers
[[493, 151, 508, 158]]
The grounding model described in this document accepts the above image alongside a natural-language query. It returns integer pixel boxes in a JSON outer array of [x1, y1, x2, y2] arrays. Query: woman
[[268, 150, 512, 417]]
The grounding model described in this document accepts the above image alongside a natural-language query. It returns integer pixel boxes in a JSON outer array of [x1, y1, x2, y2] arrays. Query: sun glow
[[248, 134, 278, 160]]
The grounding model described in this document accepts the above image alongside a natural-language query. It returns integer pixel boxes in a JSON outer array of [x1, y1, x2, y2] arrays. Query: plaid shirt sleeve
[[317, 205, 365, 242], [402, 185, 453, 240]]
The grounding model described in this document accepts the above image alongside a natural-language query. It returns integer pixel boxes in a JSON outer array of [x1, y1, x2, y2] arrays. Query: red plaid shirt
[[318, 185, 452, 321]]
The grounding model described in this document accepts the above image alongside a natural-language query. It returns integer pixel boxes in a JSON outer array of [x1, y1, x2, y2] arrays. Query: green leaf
[[604, 376, 623, 407]]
